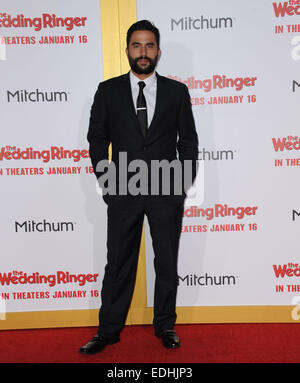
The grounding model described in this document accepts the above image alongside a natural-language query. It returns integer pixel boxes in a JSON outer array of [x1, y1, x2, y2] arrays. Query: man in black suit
[[80, 20, 198, 354]]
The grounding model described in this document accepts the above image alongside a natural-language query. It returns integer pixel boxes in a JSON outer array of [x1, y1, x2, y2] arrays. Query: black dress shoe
[[157, 330, 181, 349], [79, 334, 120, 355]]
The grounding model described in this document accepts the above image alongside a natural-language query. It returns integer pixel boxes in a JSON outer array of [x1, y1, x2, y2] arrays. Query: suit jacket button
[[143, 146, 147, 151]]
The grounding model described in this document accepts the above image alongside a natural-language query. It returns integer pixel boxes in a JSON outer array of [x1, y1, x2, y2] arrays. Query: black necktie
[[137, 81, 148, 138]]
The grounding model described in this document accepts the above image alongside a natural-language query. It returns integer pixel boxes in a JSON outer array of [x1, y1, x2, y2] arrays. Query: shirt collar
[[130, 70, 157, 89]]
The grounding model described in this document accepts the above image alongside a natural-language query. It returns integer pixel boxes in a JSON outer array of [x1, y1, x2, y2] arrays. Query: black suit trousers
[[97, 196, 184, 338]]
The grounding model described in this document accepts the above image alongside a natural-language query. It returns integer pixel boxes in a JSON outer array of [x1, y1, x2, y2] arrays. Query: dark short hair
[[126, 20, 160, 48]]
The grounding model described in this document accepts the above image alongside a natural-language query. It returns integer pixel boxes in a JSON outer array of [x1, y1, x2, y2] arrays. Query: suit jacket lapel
[[148, 72, 165, 133]]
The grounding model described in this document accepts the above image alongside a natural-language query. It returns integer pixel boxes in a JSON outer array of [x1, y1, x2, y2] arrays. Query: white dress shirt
[[129, 70, 157, 128]]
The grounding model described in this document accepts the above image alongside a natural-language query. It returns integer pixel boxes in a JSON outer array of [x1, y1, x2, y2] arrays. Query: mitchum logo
[[15, 219, 75, 233], [171, 16, 234, 31], [7, 89, 69, 103], [293, 80, 300, 92], [179, 273, 236, 286], [198, 148, 235, 161], [292, 210, 300, 221]]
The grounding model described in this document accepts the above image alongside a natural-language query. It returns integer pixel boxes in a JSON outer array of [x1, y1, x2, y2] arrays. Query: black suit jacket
[[87, 71, 199, 203]]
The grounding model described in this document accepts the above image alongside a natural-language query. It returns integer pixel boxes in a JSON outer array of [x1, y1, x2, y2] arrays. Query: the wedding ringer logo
[[0, 13, 87, 31], [168, 74, 257, 92], [170, 16, 234, 31], [272, 136, 300, 151], [273, 1, 300, 17], [273, 263, 300, 278], [0, 146, 89, 162], [0, 271, 99, 287]]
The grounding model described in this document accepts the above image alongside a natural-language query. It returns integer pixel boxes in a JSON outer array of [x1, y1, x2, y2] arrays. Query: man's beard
[[128, 53, 159, 75]]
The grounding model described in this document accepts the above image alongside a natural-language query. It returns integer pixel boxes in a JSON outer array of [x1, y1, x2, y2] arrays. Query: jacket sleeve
[[177, 85, 199, 187], [87, 82, 110, 180]]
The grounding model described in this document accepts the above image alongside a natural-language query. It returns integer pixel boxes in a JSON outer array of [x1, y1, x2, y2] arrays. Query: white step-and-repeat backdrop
[[139, 0, 300, 307], [0, 0, 106, 315], [1, 0, 300, 326]]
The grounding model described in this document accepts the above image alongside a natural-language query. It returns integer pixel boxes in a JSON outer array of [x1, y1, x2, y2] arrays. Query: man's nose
[[140, 45, 147, 56]]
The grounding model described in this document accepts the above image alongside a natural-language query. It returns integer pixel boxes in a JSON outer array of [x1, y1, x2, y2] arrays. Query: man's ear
[[125, 47, 129, 58], [158, 48, 161, 60]]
